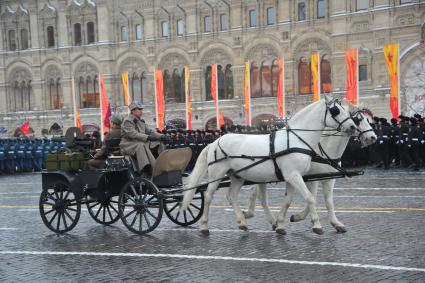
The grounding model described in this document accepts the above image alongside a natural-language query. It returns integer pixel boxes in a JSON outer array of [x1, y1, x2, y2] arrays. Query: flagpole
[[71, 76, 77, 127]]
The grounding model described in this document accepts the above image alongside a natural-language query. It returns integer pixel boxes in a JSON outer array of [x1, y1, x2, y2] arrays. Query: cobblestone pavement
[[0, 167, 424, 282]]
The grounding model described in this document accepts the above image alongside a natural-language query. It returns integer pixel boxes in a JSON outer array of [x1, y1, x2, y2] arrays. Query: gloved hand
[[147, 135, 160, 142]]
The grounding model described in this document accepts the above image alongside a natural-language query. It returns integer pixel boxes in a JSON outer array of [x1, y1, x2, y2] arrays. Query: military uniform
[[120, 114, 163, 172], [86, 127, 122, 170]]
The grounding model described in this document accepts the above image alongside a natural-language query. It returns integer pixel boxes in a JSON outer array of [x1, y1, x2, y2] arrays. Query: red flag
[[75, 111, 82, 132], [244, 61, 252, 126], [20, 121, 30, 135], [104, 103, 111, 129], [99, 74, 109, 139], [383, 43, 399, 119], [155, 69, 165, 131], [345, 48, 358, 105], [185, 66, 192, 130], [211, 64, 225, 129], [277, 58, 285, 118]]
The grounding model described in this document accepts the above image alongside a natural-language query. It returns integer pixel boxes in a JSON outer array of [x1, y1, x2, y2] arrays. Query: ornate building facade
[[0, 0, 424, 134]]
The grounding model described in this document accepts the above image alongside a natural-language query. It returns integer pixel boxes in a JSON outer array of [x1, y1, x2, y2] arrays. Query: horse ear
[[324, 93, 333, 103]]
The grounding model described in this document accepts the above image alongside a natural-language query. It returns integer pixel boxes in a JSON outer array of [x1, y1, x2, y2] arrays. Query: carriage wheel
[[86, 195, 120, 225], [164, 190, 204, 227], [39, 180, 81, 234], [118, 177, 163, 235]]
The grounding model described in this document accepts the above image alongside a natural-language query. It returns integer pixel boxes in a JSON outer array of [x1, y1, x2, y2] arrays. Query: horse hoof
[[275, 228, 286, 235], [313, 228, 324, 235], [239, 225, 249, 231], [200, 229, 210, 236], [272, 224, 277, 231], [335, 226, 347, 233], [243, 211, 254, 219], [290, 215, 296, 222]]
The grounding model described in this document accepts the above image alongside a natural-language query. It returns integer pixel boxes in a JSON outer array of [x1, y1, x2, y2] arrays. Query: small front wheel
[[87, 195, 120, 225], [39, 181, 81, 234], [118, 177, 163, 235], [164, 190, 204, 226]]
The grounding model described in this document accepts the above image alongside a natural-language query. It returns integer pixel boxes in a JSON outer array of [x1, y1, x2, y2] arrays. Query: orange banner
[[244, 61, 252, 126], [99, 74, 109, 139], [75, 110, 82, 132], [211, 64, 225, 129], [155, 69, 165, 131], [185, 66, 192, 130], [383, 43, 399, 119], [277, 58, 285, 118], [121, 72, 131, 108], [345, 48, 358, 106], [311, 52, 320, 102]]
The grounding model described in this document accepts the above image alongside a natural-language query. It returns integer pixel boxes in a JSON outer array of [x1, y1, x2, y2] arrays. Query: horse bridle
[[324, 99, 353, 132], [351, 109, 375, 137]]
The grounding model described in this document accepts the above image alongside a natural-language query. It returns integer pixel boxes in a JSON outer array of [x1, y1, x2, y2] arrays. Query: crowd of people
[[0, 100, 424, 174]]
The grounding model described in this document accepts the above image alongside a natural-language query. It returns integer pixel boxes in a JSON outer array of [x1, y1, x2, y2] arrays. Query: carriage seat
[[152, 147, 192, 188]]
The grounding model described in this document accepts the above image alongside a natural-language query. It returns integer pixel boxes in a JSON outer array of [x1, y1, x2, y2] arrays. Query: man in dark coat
[[120, 101, 165, 175], [86, 114, 123, 169]]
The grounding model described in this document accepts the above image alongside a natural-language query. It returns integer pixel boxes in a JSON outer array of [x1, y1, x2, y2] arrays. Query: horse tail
[[181, 144, 210, 211]]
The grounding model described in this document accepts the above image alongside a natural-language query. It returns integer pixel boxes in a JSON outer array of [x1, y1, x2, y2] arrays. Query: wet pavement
[[0, 167, 424, 282]]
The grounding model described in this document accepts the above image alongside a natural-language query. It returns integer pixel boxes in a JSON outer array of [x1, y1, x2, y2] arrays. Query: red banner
[[311, 52, 320, 102], [277, 58, 285, 118], [99, 74, 109, 139], [75, 111, 82, 132], [345, 48, 358, 105], [155, 69, 165, 131], [383, 43, 399, 119], [211, 64, 225, 129]]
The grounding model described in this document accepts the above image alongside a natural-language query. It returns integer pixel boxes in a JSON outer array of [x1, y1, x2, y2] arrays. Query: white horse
[[242, 105, 377, 233], [181, 94, 357, 235]]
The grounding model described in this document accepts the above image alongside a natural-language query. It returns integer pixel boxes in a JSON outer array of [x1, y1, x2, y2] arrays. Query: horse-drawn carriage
[[39, 96, 376, 236], [39, 129, 205, 235]]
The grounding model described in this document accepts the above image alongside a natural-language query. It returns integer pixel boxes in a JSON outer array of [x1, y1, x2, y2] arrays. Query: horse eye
[[329, 106, 340, 117]]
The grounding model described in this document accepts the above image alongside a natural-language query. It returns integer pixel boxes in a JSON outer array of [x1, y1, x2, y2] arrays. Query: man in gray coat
[[120, 101, 165, 175]]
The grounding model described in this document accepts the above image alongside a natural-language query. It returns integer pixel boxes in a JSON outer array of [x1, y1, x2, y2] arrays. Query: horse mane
[[288, 99, 324, 127]]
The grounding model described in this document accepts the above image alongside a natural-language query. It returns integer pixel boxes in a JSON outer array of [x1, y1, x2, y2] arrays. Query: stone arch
[[6, 66, 33, 112], [157, 50, 190, 70], [199, 46, 234, 67], [243, 36, 282, 62], [118, 55, 150, 105], [44, 64, 63, 110]]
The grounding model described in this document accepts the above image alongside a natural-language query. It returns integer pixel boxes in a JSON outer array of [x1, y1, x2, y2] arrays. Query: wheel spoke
[[64, 210, 75, 223], [190, 203, 201, 211], [167, 203, 179, 214], [143, 213, 152, 229], [48, 211, 58, 225], [123, 209, 136, 220], [46, 192, 56, 202], [110, 204, 119, 214], [44, 208, 55, 215], [130, 212, 138, 227], [145, 209, 158, 221], [175, 211, 180, 220], [130, 184, 138, 198], [42, 202, 55, 207], [102, 205, 106, 222], [59, 189, 64, 200], [67, 207, 77, 212], [183, 211, 188, 223], [56, 212, 61, 230], [139, 212, 143, 231], [63, 191, 70, 200], [94, 205, 102, 218], [54, 189, 60, 200], [187, 207, 196, 219], [89, 202, 100, 210], [62, 213, 68, 229], [106, 206, 114, 221]]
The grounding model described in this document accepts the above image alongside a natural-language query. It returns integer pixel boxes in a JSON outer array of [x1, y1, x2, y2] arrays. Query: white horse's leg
[[257, 183, 276, 229], [285, 172, 323, 235], [290, 181, 319, 222], [243, 185, 258, 219], [322, 179, 346, 233], [199, 181, 220, 235], [274, 184, 295, 235], [227, 177, 248, 230]]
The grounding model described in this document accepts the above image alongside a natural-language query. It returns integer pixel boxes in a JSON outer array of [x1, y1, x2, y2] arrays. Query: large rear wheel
[[118, 177, 163, 235], [39, 180, 81, 234], [87, 194, 120, 225]]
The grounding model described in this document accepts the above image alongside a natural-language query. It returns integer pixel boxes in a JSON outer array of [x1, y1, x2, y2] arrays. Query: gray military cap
[[128, 101, 144, 111], [110, 113, 122, 125]]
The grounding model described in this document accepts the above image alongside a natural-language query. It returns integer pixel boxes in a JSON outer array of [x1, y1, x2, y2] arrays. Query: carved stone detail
[[45, 65, 62, 80], [75, 62, 98, 78], [159, 53, 188, 70], [39, 3, 57, 19], [200, 48, 232, 66], [351, 21, 370, 33], [119, 57, 147, 74], [8, 68, 32, 83]]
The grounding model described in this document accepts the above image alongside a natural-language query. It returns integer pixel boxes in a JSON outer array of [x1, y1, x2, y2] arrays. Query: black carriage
[[39, 147, 205, 235]]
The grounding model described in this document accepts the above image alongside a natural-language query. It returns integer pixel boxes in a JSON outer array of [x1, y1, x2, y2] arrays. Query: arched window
[[13, 81, 19, 111], [271, 59, 280, 97], [181, 69, 186, 103], [87, 22, 95, 44], [250, 62, 261, 98], [47, 26, 55, 47], [320, 56, 332, 93], [298, 57, 311, 94], [317, 0, 326, 18], [131, 73, 141, 102], [176, 19, 184, 36], [217, 65, 225, 99], [8, 30, 16, 51], [20, 29, 29, 50], [224, 64, 234, 99], [49, 79, 56, 109], [260, 61, 272, 97], [93, 75, 99, 107], [173, 69, 182, 102], [164, 70, 175, 102], [20, 81, 26, 110], [56, 78, 62, 109], [74, 23, 82, 45], [205, 66, 212, 100]]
